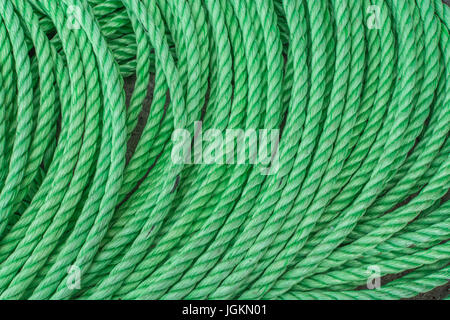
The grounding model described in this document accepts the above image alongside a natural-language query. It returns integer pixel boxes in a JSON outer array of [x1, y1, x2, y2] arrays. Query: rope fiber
[[0, 0, 449, 300]]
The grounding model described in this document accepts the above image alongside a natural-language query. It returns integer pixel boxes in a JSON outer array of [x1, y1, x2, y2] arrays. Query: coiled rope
[[0, 0, 448, 300]]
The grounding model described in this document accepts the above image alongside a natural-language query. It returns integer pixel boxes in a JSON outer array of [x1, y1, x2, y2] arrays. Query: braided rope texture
[[0, 0, 448, 300]]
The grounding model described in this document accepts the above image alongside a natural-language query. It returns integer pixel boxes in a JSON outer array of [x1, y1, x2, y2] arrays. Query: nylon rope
[[0, 0, 448, 300]]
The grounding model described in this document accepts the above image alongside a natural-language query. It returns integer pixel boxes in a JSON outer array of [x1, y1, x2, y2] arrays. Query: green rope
[[0, 0, 448, 300]]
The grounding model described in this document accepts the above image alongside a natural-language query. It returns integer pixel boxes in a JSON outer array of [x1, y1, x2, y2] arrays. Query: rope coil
[[0, 0, 448, 299]]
